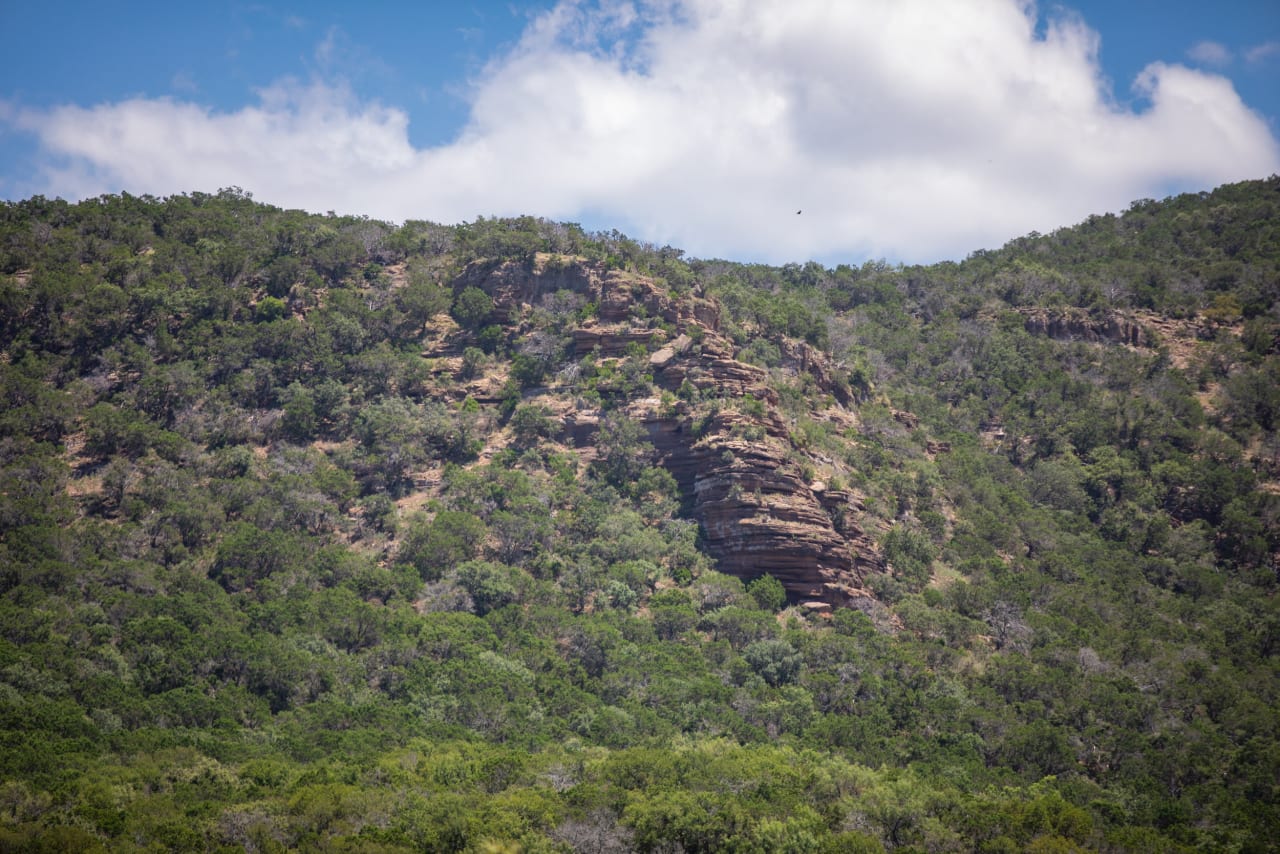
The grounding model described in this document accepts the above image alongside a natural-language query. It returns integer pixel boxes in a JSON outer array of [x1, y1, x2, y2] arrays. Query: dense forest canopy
[[0, 178, 1277, 851]]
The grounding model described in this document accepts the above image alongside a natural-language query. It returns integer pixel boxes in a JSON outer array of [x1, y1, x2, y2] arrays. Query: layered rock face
[[456, 255, 880, 607], [634, 407, 865, 604], [1020, 308, 1149, 347], [639, 361, 875, 606], [453, 252, 719, 330]]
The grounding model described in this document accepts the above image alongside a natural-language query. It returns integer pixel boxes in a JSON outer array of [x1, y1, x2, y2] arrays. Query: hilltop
[[0, 178, 1277, 850]]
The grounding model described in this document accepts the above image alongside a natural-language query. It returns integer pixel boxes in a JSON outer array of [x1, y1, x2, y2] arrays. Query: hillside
[[0, 179, 1277, 851]]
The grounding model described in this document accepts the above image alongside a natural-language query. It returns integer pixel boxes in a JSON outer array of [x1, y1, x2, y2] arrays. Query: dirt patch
[[1134, 310, 1241, 373]]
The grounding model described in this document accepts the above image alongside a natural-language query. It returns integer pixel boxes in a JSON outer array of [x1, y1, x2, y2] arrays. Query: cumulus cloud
[[12, 81, 417, 216], [8, 0, 1280, 263]]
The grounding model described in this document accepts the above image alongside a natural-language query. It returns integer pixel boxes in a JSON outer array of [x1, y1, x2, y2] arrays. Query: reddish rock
[[454, 254, 881, 608], [452, 254, 713, 330], [779, 338, 860, 405], [571, 324, 663, 357], [633, 406, 873, 606]]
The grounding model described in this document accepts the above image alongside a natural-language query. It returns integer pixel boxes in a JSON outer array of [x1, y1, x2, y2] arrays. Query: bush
[[399, 511, 487, 581], [451, 287, 494, 330], [255, 296, 287, 322], [453, 560, 524, 615], [743, 639, 803, 687], [747, 574, 788, 611], [881, 525, 936, 592], [509, 404, 555, 448]]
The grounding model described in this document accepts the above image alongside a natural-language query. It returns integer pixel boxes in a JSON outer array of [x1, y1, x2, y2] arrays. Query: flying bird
[[796, 210, 802, 215]]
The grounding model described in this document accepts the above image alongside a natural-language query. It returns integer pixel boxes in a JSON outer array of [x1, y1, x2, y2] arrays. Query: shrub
[[451, 287, 494, 329], [747, 574, 788, 611], [743, 639, 802, 687]]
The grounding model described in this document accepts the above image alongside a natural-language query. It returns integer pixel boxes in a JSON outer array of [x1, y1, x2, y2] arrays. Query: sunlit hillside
[[1, 178, 1277, 851]]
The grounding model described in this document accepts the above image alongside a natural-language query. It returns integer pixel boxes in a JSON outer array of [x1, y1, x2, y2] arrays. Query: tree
[[509, 405, 554, 448], [395, 278, 451, 331], [743, 639, 803, 687], [208, 522, 308, 593], [280, 381, 317, 442], [881, 525, 936, 592], [453, 560, 523, 616], [984, 600, 1033, 652], [703, 606, 777, 649], [592, 414, 654, 491], [747, 574, 788, 611], [649, 590, 699, 640], [399, 510, 487, 581], [254, 295, 287, 322], [351, 396, 431, 494], [451, 286, 494, 330], [460, 346, 487, 380]]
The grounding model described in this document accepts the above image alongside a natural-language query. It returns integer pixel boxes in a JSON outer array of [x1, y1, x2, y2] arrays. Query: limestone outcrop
[[1020, 308, 1150, 347], [455, 254, 881, 607], [635, 405, 878, 606], [454, 253, 719, 330]]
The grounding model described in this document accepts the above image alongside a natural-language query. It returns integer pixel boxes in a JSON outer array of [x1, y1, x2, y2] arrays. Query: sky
[[2, 1, 1278, 266]]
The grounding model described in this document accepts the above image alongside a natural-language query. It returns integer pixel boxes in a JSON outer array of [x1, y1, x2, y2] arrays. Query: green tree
[[451, 286, 494, 330], [208, 522, 308, 593], [453, 560, 524, 616], [280, 381, 317, 442], [509, 404, 554, 448], [747, 574, 788, 611], [881, 525, 936, 592], [592, 414, 655, 491], [743, 639, 803, 687], [399, 510, 487, 581]]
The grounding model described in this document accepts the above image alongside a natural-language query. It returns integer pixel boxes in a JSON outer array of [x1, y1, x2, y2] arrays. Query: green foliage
[[508, 404, 554, 448], [747, 573, 788, 611], [279, 381, 318, 442], [399, 510, 487, 581], [209, 522, 308, 593], [591, 413, 655, 493], [453, 560, 525, 616], [0, 182, 1276, 851], [460, 345, 487, 379], [743, 638, 803, 686], [254, 295, 287, 322], [881, 525, 936, 592], [509, 352, 546, 388], [451, 286, 494, 330]]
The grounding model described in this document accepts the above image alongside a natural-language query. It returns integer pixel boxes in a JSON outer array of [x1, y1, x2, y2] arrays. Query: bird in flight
[[796, 210, 802, 215]]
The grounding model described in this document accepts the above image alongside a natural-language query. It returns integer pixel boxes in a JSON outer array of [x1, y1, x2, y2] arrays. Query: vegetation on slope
[[0, 179, 1277, 851]]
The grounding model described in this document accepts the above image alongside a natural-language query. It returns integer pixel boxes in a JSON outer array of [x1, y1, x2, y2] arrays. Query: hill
[[0, 179, 1277, 851]]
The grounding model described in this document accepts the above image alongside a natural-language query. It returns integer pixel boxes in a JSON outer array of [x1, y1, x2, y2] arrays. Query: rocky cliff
[[1020, 308, 1150, 347], [454, 255, 882, 607]]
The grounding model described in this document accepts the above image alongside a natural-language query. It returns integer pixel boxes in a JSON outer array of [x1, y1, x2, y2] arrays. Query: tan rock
[[452, 253, 883, 608]]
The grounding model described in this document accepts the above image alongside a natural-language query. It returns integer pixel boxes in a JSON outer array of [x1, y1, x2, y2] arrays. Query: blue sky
[[2, 1, 1278, 264]]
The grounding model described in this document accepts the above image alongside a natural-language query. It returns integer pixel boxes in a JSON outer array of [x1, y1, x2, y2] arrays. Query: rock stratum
[[448, 254, 883, 608]]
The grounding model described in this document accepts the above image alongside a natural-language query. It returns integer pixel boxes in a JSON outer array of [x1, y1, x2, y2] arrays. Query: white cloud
[[1244, 41, 1280, 64], [8, 0, 1280, 264], [12, 81, 416, 217], [1187, 40, 1232, 67]]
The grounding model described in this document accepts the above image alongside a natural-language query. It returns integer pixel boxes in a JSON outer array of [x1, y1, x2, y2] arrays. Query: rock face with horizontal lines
[[458, 254, 881, 606], [634, 400, 879, 607]]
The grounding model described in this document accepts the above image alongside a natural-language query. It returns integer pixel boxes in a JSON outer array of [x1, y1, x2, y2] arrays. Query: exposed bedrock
[[1020, 308, 1150, 347], [462, 255, 880, 607], [639, 409, 872, 605]]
